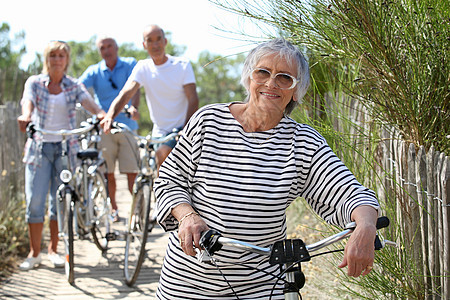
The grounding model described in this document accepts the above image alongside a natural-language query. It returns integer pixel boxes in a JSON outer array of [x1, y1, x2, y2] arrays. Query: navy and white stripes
[[155, 103, 379, 299]]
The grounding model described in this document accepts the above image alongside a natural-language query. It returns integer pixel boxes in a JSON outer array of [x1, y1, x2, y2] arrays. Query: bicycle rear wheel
[[89, 171, 111, 251], [124, 182, 151, 286], [61, 191, 75, 284]]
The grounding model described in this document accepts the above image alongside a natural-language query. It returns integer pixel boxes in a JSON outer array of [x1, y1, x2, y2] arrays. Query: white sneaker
[[19, 254, 42, 271], [48, 253, 65, 268]]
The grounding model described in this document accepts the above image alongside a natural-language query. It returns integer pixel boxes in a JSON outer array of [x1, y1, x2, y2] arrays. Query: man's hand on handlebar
[[96, 110, 106, 121], [100, 116, 114, 134], [126, 105, 140, 121]]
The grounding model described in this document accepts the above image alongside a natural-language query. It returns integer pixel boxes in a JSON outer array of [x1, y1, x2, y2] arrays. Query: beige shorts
[[100, 131, 139, 174]]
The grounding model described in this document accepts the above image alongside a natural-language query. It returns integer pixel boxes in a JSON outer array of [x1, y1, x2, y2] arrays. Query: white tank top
[[42, 92, 70, 142]]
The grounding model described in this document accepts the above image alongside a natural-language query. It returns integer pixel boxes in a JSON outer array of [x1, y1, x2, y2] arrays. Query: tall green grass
[[0, 191, 28, 280], [213, 0, 449, 153]]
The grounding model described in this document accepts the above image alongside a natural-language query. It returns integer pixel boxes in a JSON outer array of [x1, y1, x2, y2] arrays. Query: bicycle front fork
[[56, 183, 75, 238]]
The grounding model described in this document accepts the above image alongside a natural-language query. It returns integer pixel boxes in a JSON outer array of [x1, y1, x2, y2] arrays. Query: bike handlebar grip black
[[200, 229, 223, 254], [26, 123, 35, 139], [376, 216, 389, 229]]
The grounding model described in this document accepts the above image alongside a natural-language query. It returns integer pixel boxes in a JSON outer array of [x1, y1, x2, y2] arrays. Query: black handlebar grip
[[376, 216, 390, 230], [200, 229, 223, 254], [124, 104, 131, 119], [26, 123, 36, 139]]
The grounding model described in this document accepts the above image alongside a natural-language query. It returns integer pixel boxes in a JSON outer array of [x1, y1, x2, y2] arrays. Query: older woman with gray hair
[[154, 38, 380, 299]]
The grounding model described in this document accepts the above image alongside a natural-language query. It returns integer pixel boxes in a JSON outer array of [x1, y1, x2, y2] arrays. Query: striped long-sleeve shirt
[[155, 102, 379, 299]]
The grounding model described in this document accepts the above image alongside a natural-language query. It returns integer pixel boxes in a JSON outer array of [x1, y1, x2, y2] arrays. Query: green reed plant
[[213, 0, 449, 153], [0, 190, 28, 280]]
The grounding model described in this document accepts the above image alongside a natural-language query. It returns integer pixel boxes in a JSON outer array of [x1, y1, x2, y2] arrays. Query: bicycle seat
[[77, 148, 99, 160]]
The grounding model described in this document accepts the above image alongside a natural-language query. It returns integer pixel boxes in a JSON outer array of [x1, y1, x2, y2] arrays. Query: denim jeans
[[25, 142, 64, 223]]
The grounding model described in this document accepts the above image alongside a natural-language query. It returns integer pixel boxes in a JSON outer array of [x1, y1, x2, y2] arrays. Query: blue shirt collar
[[100, 57, 124, 72]]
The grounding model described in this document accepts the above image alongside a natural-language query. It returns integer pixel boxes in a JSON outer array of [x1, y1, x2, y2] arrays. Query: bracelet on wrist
[[178, 211, 199, 225]]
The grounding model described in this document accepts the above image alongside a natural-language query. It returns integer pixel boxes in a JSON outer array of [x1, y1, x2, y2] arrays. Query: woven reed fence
[[321, 93, 449, 299], [379, 127, 449, 299], [0, 102, 25, 206]]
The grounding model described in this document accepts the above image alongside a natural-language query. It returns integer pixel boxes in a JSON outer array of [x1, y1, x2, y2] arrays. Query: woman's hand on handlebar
[[174, 204, 209, 256], [338, 206, 378, 277], [179, 215, 209, 256], [17, 114, 32, 133]]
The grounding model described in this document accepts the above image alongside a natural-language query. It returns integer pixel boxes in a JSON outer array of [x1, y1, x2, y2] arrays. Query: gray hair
[[240, 38, 310, 115], [143, 24, 165, 40], [95, 36, 118, 49]]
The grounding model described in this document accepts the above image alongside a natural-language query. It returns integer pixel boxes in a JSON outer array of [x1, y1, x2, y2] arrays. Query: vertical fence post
[[440, 156, 449, 300], [436, 153, 444, 297], [416, 146, 430, 298], [426, 146, 438, 298]]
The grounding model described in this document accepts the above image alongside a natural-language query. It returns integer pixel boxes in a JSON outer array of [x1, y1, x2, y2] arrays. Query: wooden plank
[[426, 146, 438, 299], [416, 146, 429, 298], [436, 153, 444, 297], [441, 156, 449, 300]]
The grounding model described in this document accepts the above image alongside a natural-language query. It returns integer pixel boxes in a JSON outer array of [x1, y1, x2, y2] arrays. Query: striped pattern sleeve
[[155, 104, 206, 231], [298, 139, 380, 227]]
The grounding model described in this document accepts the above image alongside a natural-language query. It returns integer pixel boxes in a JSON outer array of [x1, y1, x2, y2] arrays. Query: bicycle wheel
[[89, 171, 111, 252], [61, 191, 75, 284], [73, 166, 89, 238], [124, 182, 151, 286]]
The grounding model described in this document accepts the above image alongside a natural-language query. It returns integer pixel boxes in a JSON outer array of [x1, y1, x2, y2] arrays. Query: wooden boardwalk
[[0, 172, 169, 299]]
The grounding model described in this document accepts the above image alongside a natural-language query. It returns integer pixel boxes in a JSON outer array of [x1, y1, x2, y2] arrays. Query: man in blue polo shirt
[[79, 36, 140, 222]]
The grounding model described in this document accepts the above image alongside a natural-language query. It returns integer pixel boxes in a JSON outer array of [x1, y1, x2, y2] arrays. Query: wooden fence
[[321, 93, 449, 299], [0, 102, 26, 206], [379, 127, 449, 299], [0, 67, 28, 105]]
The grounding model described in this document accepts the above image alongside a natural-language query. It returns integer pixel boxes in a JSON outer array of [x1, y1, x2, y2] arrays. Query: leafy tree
[[0, 23, 25, 69], [193, 51, 246, 106], [0, 23, 28, 104]]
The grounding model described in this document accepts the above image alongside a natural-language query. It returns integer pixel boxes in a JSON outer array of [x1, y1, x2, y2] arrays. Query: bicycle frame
[[75, 117, 107, 234]]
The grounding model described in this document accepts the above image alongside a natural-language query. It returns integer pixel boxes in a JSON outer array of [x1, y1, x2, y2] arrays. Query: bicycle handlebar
[[199, 216, 394, 265], [110, 121, 181, 144], [27, 123, 96, 138]]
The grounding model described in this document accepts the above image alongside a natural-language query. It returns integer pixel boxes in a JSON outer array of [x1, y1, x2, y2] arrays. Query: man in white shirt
[[101, 24, 199, 169]]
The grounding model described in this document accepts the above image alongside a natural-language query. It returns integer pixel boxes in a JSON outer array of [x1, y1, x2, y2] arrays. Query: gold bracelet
[[178, 211, 199, 225]]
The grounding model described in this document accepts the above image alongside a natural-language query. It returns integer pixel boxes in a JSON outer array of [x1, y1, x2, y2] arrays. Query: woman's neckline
[[227, 102, 283, 133]]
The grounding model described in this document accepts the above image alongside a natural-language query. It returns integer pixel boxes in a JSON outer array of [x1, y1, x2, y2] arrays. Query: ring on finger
[[366, 265, 373, 270]]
